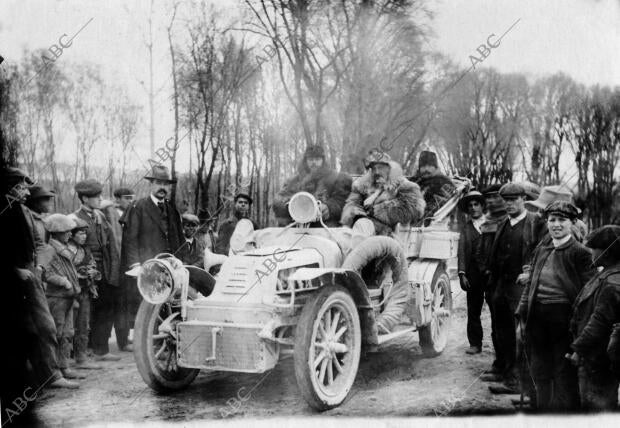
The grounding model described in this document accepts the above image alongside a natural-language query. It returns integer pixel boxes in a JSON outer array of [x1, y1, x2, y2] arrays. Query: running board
[[377, 326, 418, 345]]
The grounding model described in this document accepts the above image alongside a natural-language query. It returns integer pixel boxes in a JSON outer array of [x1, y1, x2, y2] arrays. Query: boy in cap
[[73, 179, 121, 360], [569, 225, 620, 410], [272, 145, 352, 227], [40, 214, 86, 381], [215, 192, 258, 255], [485, 182, 546, 393], [66, 216, 102, 370], [457, 190, 487, 355]]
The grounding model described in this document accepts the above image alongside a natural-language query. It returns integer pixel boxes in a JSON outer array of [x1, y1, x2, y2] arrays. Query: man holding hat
[[457, 190, 487, 355], [569, 225, 620, 410], [272, 145, 352, 227], [178, 213, 206, 267], [409, 150, 456, 219], [215, 192, 257, 255], [73, 179, 121, 361], [486, 182, 546, 393]]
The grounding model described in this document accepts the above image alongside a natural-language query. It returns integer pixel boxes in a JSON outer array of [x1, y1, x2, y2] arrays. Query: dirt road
[[31, 282, 517, 426]]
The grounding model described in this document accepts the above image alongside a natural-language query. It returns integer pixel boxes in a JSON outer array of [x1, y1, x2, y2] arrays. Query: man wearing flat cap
[[178, 213, 206, 267], [569, 225, 620, 410], [72, 179, 121, 361], [409, 150, 456, 219], [1, 167, 78, 390], [485, 182, 546, 393], [25, 185, 55, 259], [458, 190, 487, 355], [215, 192, 257, 255], [272, 145, 352, 227]]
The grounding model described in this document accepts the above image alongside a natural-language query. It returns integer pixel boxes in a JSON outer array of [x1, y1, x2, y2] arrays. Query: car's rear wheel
[[294, 285, 361, 411], [134, 300, 199, 392], [418, 267, 452, 356]]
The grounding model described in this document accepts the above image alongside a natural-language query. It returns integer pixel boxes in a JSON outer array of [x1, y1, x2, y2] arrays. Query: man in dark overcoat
[[123, 164, 184, 268], [72, 179, 121, 361], [486, 182, 546, 393]]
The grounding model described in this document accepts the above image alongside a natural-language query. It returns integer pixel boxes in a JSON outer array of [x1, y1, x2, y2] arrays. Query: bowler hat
[[28, 185, 55, 200], [543, 200, 580, 220], [304, 145, 325, 160], [586, 225, 620, 259], [458, 190, 485, 211], [499, 182, 526, 198], [181, 213, 200, 225], [74, 179, 103, 197], [44, 213, 76, 233], [418, 151, 439, 169], [144, 164, 176, 183], [5, 167, 34, 185], [525, 185, 573, 211], [234, 192, 253, 204]]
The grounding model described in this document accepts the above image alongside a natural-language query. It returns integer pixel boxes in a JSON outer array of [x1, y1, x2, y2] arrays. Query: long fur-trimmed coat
[[341, 161, 425, 234], [272, 163, 352, 227]]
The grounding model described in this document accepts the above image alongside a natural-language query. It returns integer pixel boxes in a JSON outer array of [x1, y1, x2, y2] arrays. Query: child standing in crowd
[[67, 216, 103, 370], [41, 214, 86, 382]]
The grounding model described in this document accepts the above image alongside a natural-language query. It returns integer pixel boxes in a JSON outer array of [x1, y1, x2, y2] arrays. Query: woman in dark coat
[[568, 225, 620, 411], [516, 201, 596, 411]]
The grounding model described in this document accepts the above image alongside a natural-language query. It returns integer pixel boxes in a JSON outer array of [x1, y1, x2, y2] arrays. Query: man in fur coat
[[272, 145, 352, 227], [341, 150, 425, 235]]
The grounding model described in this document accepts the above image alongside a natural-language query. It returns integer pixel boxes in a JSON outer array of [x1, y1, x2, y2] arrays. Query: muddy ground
[[30, 281, 520, 426]]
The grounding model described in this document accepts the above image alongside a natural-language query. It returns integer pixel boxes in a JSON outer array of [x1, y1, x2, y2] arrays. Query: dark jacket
[[570, 263, 620, 368], [100, 201, 123, 255], [41, 239, 80, 298], [341, 161, 425, 234], [411, 173, 456, 217], [272, 164, 352, 227], [215, 216, 258, 255], [178, 237, 206, 267], [487, 211, 546, 287], [517, 236, 595, 329], [123, 196, 184, 266], [458, 218, 484, 279], [73, 207, 120, 286]]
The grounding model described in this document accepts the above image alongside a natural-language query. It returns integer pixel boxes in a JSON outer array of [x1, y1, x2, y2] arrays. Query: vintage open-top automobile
[[132, 177, 470, 411]]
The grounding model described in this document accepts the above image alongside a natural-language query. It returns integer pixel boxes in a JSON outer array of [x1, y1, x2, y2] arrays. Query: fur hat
[[418, 151, 438, 169], [304, 145, 325, 160], [71, 217, 89, 231], [44, 213, 76, 233], [74, 179, 103, 197]]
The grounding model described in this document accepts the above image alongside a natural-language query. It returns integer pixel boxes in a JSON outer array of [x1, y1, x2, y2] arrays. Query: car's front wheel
[[294, 285, 361, 411], [134, 300, 199, 392]]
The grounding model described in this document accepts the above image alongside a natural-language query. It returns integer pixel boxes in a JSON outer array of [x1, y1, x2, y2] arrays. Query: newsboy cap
[[418, 150, 439, 169], [543, 200, 580, 220], [74, 179, 103, 197], [181, 213, 200, 225], [70, 216, 89, 231], [44, 213, 76, 233], [499, 182, 526, 198], [585, 225, 620, 259], [28, 185, 55, 200], [113, 187, 135, 198], [481, 184, 504, 196]]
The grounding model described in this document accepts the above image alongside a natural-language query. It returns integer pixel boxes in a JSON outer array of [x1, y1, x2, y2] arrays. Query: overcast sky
[[0, 0, 618, 172]]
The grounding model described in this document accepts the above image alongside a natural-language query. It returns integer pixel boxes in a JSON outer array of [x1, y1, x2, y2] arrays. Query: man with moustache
[[72, 179, 120, 361], [123, 164, 184, 270]]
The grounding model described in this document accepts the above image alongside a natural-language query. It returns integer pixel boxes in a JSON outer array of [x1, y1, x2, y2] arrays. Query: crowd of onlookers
[[2, 145, 620, 423]]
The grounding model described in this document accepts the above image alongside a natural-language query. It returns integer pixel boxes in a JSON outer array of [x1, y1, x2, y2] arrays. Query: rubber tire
[[294, 285, 361, 411], [134, 300, 199, 392], [418, 267, 452, 357]]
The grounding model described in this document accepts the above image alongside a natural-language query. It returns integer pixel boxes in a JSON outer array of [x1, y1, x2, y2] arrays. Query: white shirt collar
[[509, 210, 527, 226], [552, 234, 573, 248], [185, 237, 194, 244], [471, 214, 486, 233], [150, 194, 163, 206]]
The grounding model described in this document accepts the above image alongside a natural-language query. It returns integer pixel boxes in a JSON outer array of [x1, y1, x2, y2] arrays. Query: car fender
[[407, 259, 447, 326], [288, 268, 379, 347]]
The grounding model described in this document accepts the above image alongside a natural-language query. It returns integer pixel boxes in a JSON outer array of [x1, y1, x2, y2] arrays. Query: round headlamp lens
[[137, 260, 174, 304]]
